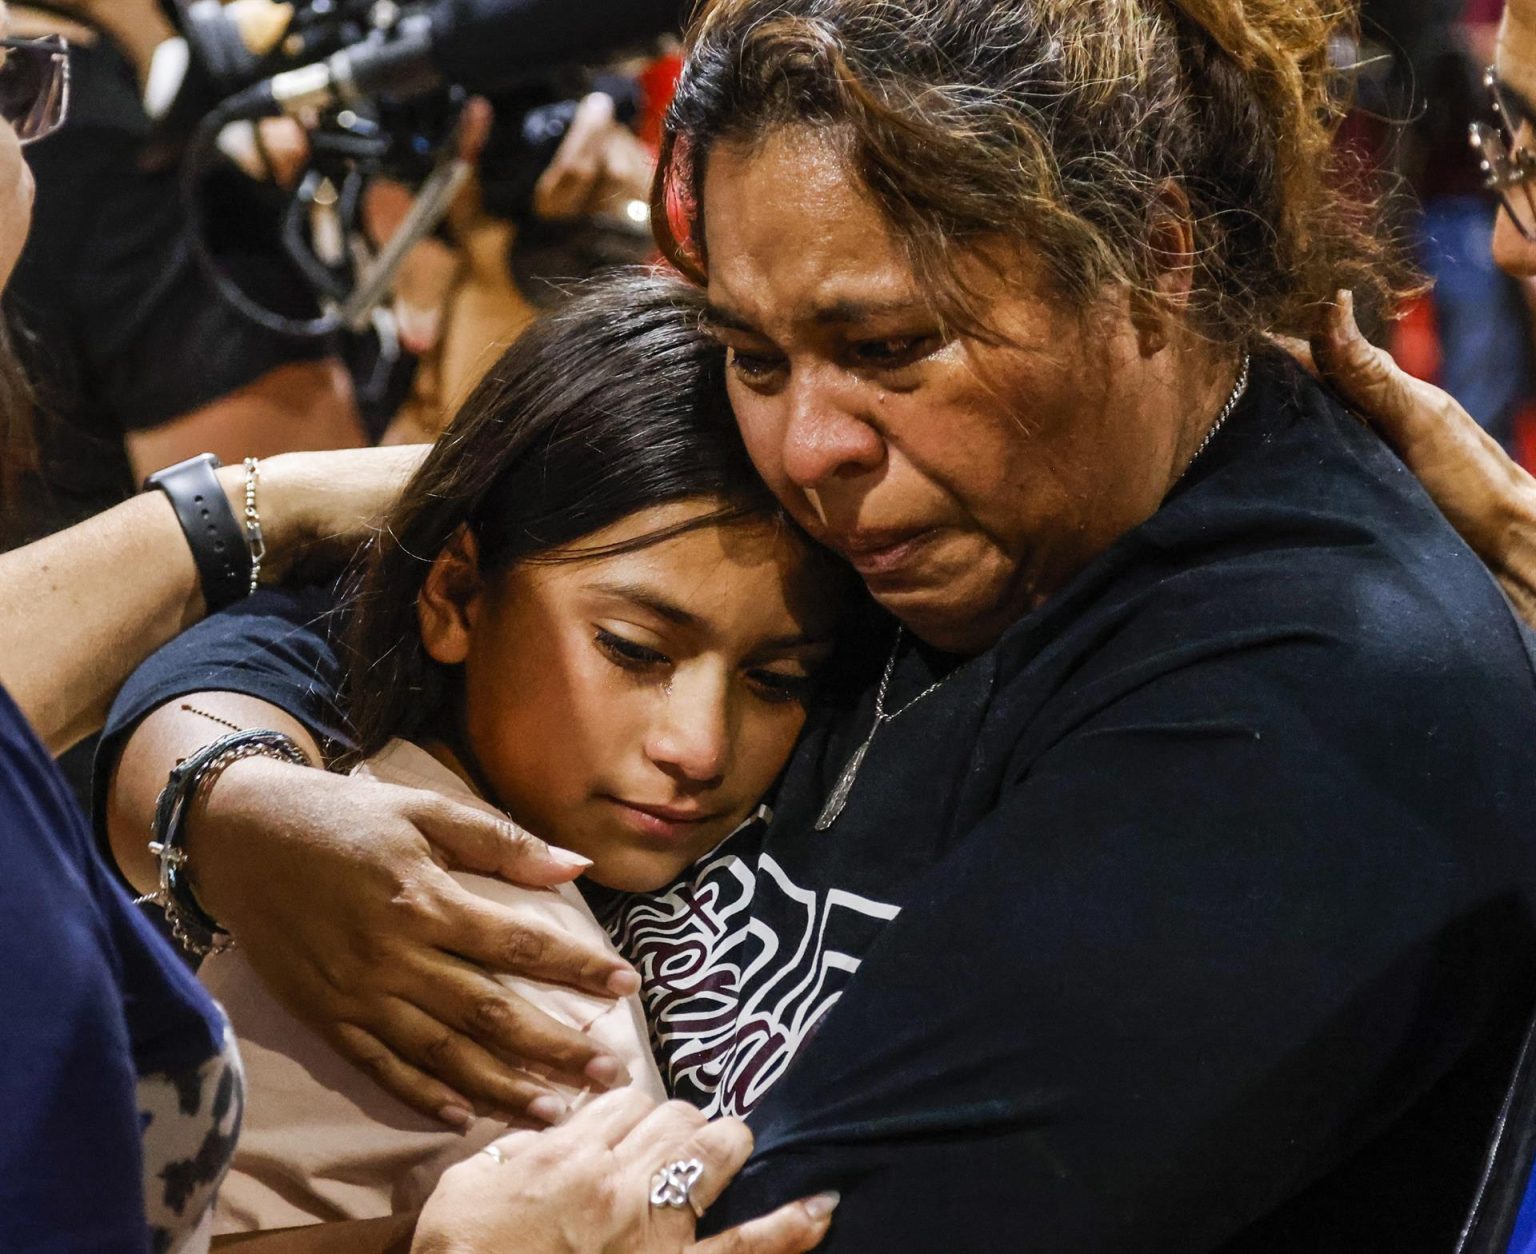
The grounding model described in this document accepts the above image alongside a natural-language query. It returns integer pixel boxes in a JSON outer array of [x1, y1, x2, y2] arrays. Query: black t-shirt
[[99, 355, 1536, 1251], [5, 35, 331, 537]]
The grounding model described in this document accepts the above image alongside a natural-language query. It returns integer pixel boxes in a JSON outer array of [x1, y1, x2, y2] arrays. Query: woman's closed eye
[[746, 665, 816, 705], [846, 334, 941, 373], [725, 346, 786, 386]]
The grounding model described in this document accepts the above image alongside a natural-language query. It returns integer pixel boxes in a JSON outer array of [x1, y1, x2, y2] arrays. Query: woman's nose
[[778, 366, 885, 489], [645, 677, 731, 786]]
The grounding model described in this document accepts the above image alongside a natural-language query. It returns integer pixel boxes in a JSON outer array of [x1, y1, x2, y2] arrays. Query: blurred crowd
[[1374, 0, 1536, 463], [0, 0, 681, 797], [7, 0, 1536, 553], [1, 0, 673, 551]]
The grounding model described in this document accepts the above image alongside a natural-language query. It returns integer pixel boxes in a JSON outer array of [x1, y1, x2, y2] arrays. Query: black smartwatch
[[144, 453, 251, 612]]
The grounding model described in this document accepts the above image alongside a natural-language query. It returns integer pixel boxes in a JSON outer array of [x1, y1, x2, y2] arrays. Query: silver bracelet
[[243, 457, 266, 595], [135, 729, 311, 956]]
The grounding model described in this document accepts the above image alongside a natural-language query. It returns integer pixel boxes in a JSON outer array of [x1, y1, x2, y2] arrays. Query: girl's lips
[[606, 798, 720, 842]]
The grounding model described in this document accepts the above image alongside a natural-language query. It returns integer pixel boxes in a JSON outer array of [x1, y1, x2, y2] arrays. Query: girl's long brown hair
[[341, 268, 799, 759]]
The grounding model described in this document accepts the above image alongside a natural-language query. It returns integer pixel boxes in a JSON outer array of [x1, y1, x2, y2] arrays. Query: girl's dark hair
[[343, 268, 786, 756], [653, 0, 1412, 344]]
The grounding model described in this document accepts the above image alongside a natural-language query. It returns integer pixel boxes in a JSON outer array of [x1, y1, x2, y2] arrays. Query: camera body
[[162, 0, 635, 213]]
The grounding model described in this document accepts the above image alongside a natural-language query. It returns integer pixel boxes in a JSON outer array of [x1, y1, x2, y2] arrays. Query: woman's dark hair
[[653, 0, 1412, 344], [343, 267, 788, 757]]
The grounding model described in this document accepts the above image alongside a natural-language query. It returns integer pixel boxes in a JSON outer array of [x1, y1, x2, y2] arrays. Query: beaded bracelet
[[242, 457, 266, 595], [136, 729, 311, 956]]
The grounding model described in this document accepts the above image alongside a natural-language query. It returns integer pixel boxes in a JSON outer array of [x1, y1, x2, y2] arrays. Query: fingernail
[[527, 1094, 567, 1125], [395, 303, 441, 354], [549, 845, 594, 870], [1337, 288, 1356, 327], [803, 1191, 841, 1221], [585, 1054, 632, 1088], [607, 968, 641, 996], [438, 1103, 475, 1130]]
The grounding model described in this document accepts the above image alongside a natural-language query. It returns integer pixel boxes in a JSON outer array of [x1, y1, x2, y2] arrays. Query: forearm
[[2, 446, 423, 757], [105, 690, 324, 897], [0, 477, 239, 752]]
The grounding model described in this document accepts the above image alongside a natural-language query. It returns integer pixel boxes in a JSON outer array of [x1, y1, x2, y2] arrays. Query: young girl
[[199, 270, 851, 1233]]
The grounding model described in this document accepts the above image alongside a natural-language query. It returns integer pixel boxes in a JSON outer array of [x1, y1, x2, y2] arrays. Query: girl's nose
[[644, 674, 731, 786]]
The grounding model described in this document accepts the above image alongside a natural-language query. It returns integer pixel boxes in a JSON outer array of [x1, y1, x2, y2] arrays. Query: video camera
[[156, 0, 661, 337]]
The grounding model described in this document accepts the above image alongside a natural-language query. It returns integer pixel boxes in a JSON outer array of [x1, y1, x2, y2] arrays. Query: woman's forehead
[[701, 134, 930, 327]]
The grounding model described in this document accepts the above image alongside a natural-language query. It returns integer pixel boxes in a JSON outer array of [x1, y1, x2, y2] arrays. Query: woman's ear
[[1131, 181, 1197, 356], [417, 526, 485, 666]]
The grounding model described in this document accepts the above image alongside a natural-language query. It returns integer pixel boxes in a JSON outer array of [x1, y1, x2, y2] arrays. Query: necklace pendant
[[815, 735, 873, 831]]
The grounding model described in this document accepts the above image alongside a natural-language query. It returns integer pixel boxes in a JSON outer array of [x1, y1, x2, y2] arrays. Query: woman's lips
[[836, 528, 937, 580]]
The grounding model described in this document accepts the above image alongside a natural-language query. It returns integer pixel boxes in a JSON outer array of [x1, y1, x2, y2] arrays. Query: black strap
[[144, 452, 249, 611]]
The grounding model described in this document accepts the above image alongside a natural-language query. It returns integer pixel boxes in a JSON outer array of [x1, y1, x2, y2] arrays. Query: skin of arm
[[212, 1213, 417, 1254], [0, 447, 422, 753], [0, 465, 239, 753]]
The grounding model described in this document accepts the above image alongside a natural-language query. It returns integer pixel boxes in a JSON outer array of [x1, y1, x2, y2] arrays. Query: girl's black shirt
[[100, 354, 1536, 1251]]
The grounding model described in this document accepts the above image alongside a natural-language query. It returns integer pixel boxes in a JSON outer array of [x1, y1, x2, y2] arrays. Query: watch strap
[[144, 453, 250, 612]]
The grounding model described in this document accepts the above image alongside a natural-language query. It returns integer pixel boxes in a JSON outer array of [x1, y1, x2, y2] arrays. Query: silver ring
[[650, 1157, 705, 1218], [479, 1143, 507, 1164]]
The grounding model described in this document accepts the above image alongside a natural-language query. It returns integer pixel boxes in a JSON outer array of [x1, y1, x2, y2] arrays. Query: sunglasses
[[1472, 66, 1536, 242], [0, 35, 68, 146]]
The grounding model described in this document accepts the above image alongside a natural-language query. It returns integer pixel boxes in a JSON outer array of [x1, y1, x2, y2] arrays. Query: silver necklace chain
[[815, 353, 1252, 832], [1189, 352, 1251, 468], [815, 627, 955, 831], [873, 627, 945, 722]]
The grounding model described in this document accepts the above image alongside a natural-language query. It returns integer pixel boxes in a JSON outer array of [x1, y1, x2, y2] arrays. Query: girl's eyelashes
[[594, 627, 670, 671], [596, 625, 820, 703]]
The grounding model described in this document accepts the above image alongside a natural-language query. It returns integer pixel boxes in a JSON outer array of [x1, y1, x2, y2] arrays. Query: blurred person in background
[[3, 0, 366, 542], [1395, 0, 1536, 459], [1313, 0, 1536, 630], [4, 0, 668, 804]]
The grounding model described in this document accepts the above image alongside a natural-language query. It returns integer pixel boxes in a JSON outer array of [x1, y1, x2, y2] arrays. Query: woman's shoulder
[[994, 358, 1536, 770], [1128, 352, 1526, 673]]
